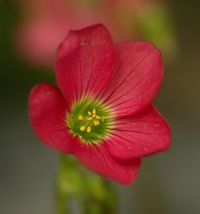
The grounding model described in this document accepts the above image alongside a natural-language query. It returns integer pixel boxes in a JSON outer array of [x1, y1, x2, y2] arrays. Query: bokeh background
[[1, 0, 200, 213]]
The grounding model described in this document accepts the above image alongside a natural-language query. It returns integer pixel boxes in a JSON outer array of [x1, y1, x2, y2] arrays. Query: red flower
[[29, 24, 171, 184], [14, 0, 114, 67]]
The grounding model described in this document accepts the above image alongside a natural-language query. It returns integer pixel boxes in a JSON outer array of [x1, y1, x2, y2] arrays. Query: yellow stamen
[[86, 126, 91, 133], [92, 108, 96, 115], [78, 114, 83, 120], [80, 125, 86, 131], [95, 115, 101, 120], [93, 120, 100, 126]]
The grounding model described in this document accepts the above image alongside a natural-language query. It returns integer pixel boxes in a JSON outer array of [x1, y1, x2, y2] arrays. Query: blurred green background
[[1, 0, 200, 213]]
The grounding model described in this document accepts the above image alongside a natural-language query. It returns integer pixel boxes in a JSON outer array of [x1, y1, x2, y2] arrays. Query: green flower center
[[67, 97, 114, 144]]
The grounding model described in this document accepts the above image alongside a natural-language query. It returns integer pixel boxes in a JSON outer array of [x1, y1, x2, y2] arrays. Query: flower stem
[[56, 188, 69, 214], [55, 154, 118, 214]]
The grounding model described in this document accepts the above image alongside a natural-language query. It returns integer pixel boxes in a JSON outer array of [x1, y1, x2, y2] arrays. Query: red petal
[[56, 24, 115, 106], [106, 106, 171, 159], [29, 83, 74, 153], [74, 142, 141, 184], [100, 41, 164, 117]]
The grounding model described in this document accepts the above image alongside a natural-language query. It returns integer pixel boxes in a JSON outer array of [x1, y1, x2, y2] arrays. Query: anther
[[78, 114, 83, 120], [92, 109, 96, 115], [95, 115, 101, 120], [80, 125, 86, 131], [93, 120, 100, 126], [86, 126, 91, 133]]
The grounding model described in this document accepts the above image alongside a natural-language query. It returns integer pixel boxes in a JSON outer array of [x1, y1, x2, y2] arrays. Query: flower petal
[[106, 106, 171, 160], [74, 142, 141, 184], [29, 83, 74, 153], [56, 24, 115, 106], [100, 41, 164, 117]]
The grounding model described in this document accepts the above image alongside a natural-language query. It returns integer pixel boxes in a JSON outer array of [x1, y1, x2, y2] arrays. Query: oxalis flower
[[29, 24, 171, 184]]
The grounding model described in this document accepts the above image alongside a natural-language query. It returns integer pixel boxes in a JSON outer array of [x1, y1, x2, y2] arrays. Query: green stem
[[55, 154, 118, 214], [55, 156, 71, 214], [80, 179, 117, 214], [55, 188, 69, 214]]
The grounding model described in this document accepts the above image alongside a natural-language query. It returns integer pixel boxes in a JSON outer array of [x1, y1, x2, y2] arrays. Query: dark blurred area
[[0, 0, 200, 214]]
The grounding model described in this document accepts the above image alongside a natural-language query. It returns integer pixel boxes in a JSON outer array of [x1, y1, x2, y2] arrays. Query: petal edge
[[101, 41, 164, 117], [106, 106, 171, 160], [56, 24, 115, 106], [29, 83, 74, 153]]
